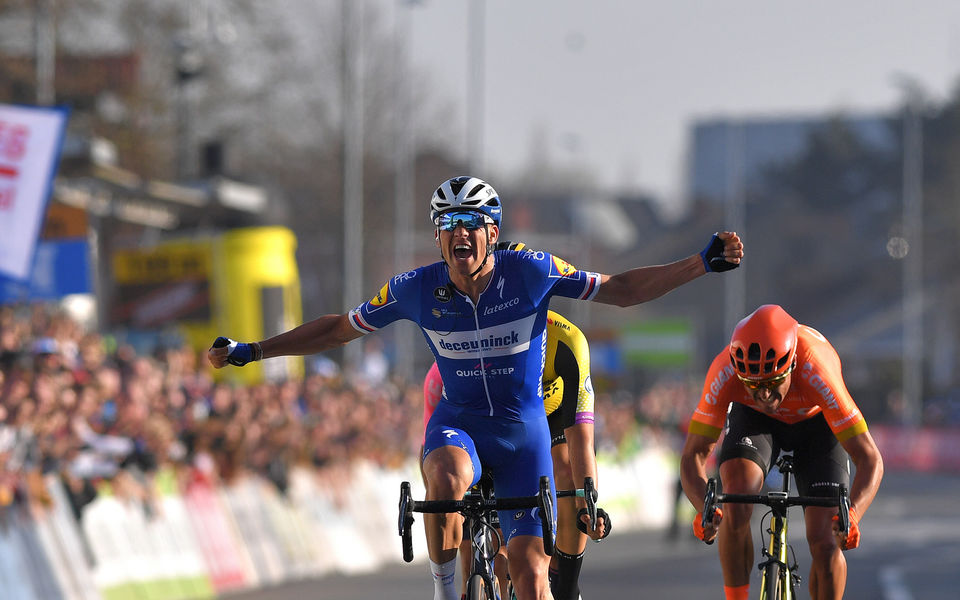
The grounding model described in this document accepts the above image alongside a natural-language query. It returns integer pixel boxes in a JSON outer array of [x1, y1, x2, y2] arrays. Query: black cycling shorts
[[547, 411, 567, 447], [718, 403, 850, 497], [546, 340, 580, 448]]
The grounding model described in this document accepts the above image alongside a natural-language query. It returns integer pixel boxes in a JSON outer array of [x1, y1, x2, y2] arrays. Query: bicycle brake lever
[[702, 478, 718, 545], [838, 484, 850, 534], [583, 477, 598, 532]]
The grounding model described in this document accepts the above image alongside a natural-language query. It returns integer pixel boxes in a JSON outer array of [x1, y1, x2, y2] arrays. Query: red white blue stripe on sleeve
[[577, 272, 601, 300], [348, 307, 376, 333]]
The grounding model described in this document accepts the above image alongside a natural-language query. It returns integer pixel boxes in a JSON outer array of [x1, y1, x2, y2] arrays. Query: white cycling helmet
[[429, 176, 502, 227]]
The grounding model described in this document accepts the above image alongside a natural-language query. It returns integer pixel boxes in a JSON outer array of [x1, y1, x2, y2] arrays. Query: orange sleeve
[[794, 326, 867, 442], [688, 351, 739, 440]]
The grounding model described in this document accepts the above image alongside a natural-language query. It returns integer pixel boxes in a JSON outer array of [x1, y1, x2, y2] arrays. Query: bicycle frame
[[465, 476, 503, 597], [702, 455, 849, 600], [757, 488, 793, 599]]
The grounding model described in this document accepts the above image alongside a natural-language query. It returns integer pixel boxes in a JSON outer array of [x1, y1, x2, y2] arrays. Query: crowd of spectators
[[0, 302, 731, 528], [0, 303, 428, 523]]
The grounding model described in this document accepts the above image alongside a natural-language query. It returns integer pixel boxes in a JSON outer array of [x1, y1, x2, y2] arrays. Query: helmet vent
[[747, 343, 761, 362], [449, 178, 468, 195], [468, 184, 486, 197]]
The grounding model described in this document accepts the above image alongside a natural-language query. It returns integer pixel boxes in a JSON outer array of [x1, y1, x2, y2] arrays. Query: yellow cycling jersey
[[494, 241, 595, 427], [542, 310, 595, 426]]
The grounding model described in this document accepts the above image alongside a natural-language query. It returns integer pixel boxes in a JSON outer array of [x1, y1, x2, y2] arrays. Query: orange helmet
[[729, 305, 799, 380]]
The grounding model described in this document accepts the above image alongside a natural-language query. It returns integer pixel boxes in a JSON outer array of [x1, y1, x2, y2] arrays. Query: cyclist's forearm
[[848, 453, 883, 516], [592, 256, 704, 307], [680, 433, 717, 511], [565, 423, 597, 507], [260, 313, 361, 358], [680, 451, 709, 512]]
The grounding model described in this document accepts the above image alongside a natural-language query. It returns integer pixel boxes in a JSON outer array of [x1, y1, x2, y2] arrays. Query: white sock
[[429, 557, 458, 600]]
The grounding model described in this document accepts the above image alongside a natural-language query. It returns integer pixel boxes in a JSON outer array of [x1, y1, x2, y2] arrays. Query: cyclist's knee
[[804, 507, 839, 556], [506, 536, 550, 580], [723, 503, 754, 530], [424, 465, 472, 500], [422, 457, 472, 498], [807, 529, 841, 563], [507, 557, 549, 598]]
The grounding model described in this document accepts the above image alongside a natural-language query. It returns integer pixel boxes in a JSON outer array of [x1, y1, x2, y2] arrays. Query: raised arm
[[207, 313, 364, 368], [592, 232, 743, 307]]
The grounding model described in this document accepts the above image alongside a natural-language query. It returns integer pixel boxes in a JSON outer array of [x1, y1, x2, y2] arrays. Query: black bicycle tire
[[763, 560, 783, 600], [466, 573, 497, 600]]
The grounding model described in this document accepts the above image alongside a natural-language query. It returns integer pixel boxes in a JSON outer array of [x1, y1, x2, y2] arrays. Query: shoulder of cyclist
[[495, 240, 527, 252]]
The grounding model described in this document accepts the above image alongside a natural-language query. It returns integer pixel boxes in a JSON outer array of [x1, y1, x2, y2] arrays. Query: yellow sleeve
[[544, 311, 594, 423]]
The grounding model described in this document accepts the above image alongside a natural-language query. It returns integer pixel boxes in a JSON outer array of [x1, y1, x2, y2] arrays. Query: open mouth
[[453, 243, 472, 260]]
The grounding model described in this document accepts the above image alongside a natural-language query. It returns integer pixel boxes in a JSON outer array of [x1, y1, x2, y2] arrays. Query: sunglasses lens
[[739, 371, 787, 390], [438, 212, 486, 231]]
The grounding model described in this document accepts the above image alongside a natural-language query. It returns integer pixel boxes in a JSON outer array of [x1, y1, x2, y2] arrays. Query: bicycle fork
[[758, 493, 799, 599], [469, 517, 501, 600]]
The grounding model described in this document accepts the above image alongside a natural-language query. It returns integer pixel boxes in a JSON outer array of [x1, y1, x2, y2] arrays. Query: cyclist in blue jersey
[[208, 175, 744, 600]]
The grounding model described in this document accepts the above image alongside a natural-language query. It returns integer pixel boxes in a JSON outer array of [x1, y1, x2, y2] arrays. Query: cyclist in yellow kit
[[540, 310, 611, 600], [424, 303, 609, 600]]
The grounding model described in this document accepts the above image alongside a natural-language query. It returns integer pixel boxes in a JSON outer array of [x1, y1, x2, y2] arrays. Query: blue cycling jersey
[[349, 249, 601, 420]]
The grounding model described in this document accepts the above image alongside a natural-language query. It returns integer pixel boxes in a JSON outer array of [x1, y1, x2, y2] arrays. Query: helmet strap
[[466, 225, 495, 278]]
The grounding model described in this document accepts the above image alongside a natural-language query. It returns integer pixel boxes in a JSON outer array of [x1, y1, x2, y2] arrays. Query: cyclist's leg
[[549, 438, 585, 600], [423, 406, 483, 600], [422, 442, 478, 560], [506, 535, 551, 600], [717, 458, 763, 591], [804, 505, 846, 600], [493, 533, 509, 599], [486, 414, 555, 600], [716, 404, 776, 598], [790, 416, 849, 600], [459, 527, 472, 594]]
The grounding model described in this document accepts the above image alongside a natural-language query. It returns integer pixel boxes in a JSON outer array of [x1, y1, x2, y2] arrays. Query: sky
[[389, 1, 960, 212]]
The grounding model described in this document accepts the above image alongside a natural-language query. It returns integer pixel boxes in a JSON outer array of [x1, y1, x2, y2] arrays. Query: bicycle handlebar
[[702, 478, 718, 545], [717, 492, 841, 508], [558, 478, 601, 537], [397, 475, 556, 561], [538, 475, 556, 556], [699, 477, 851, 546], [838, 484, 850, 534], [398, 481, 414, 562], [583, 477, 598, 532]]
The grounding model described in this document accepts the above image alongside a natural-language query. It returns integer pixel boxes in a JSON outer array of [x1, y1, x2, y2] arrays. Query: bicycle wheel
[[466, 573, 499, 600], [763, 562, 783, 600]]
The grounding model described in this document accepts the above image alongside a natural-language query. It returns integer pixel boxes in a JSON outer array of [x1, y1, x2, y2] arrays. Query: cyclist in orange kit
[[680, 304, 883, 600]]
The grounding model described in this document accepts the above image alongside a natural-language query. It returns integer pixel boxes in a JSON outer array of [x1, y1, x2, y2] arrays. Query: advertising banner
[[0, 104, 69, 280], [0, 238, 90, 303]]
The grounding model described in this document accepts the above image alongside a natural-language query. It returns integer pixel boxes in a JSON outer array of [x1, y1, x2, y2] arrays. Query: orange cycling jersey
[[689, 325, 868, 443]]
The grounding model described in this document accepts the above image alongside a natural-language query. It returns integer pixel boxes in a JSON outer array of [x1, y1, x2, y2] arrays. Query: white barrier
[[42, 477, 101, 600], [0, 443, 674, 599]]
